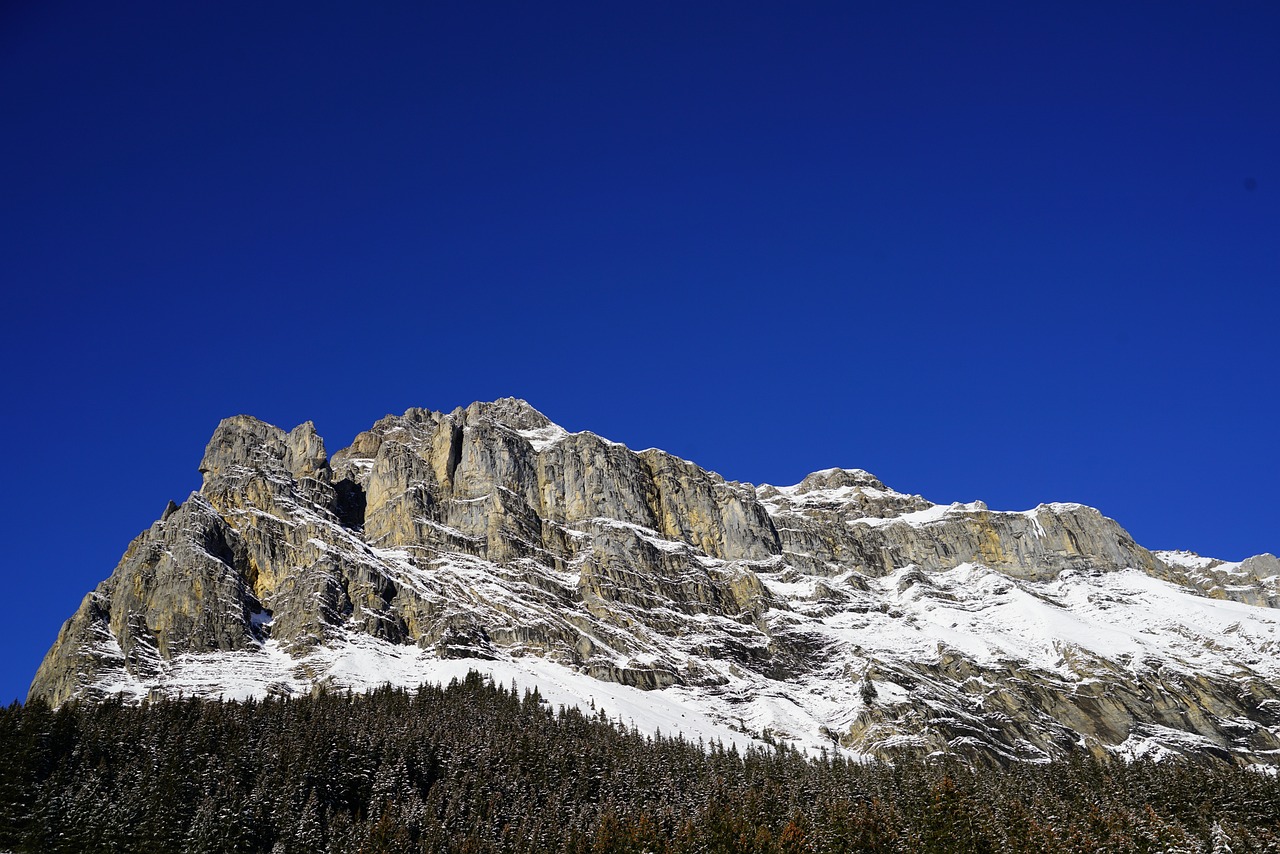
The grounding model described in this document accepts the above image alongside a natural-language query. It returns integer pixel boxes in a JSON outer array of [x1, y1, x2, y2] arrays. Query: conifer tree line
[[2, 673, 1278, 852]]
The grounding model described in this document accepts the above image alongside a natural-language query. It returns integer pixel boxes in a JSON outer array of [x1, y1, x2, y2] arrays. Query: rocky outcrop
[[1155, 550, 1280, 608], [760, 473, 1161, 583], [29, 399, 1280, 767]]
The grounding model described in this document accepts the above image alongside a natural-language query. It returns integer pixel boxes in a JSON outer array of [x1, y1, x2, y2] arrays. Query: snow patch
[[515, 424, 569, 451]]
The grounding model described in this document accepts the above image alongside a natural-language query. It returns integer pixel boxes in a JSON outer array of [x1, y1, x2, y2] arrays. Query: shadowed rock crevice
[[333, 478, 366, 529], [445, 424, 463, 487]]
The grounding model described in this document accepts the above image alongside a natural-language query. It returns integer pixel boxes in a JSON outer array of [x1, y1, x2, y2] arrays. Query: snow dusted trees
[[1, 682, 1277, 852]]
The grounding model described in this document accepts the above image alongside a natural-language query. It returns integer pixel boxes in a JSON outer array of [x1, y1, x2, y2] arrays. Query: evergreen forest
[[2, 674, 1278, 852]]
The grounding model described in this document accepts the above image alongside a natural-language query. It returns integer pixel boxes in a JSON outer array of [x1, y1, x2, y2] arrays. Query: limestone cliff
[[30, 399, 1280, 766]]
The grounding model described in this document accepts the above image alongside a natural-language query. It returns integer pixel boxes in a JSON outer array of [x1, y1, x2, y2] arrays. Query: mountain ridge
[[30, 398, 1280, 766]]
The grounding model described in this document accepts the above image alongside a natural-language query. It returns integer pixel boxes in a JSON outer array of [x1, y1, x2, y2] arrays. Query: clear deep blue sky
[[2, 1, 1276, 704]]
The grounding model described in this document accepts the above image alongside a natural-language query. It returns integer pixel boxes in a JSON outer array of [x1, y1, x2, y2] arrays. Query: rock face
[[30, 399, 1280, 766]]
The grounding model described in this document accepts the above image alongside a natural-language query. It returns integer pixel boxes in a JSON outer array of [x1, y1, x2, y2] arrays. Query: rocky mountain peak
[[199, 415, 330, 483], [792, 467, 893, 494], [29, 401, 1280, 767], [463, 396, 555, 431]]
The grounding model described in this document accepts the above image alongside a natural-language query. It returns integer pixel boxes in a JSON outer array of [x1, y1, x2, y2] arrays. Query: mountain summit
[[31, 400, 1280, 765]]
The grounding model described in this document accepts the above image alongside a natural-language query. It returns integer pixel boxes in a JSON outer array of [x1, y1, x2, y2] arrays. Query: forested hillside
[[2, 675, 1278, 853]]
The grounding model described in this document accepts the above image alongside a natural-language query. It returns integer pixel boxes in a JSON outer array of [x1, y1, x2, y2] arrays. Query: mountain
[[29, 399, 1280, 765]]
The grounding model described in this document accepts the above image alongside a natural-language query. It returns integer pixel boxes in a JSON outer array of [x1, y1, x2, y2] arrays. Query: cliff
[[30, 399, 1280, 765]]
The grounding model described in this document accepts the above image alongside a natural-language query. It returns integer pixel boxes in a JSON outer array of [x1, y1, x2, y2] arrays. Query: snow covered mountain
[[30, 399, 1280, 765]]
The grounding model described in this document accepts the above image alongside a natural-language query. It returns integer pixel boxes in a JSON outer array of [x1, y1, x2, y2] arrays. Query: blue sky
[[2, 1, 1276, 705]]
